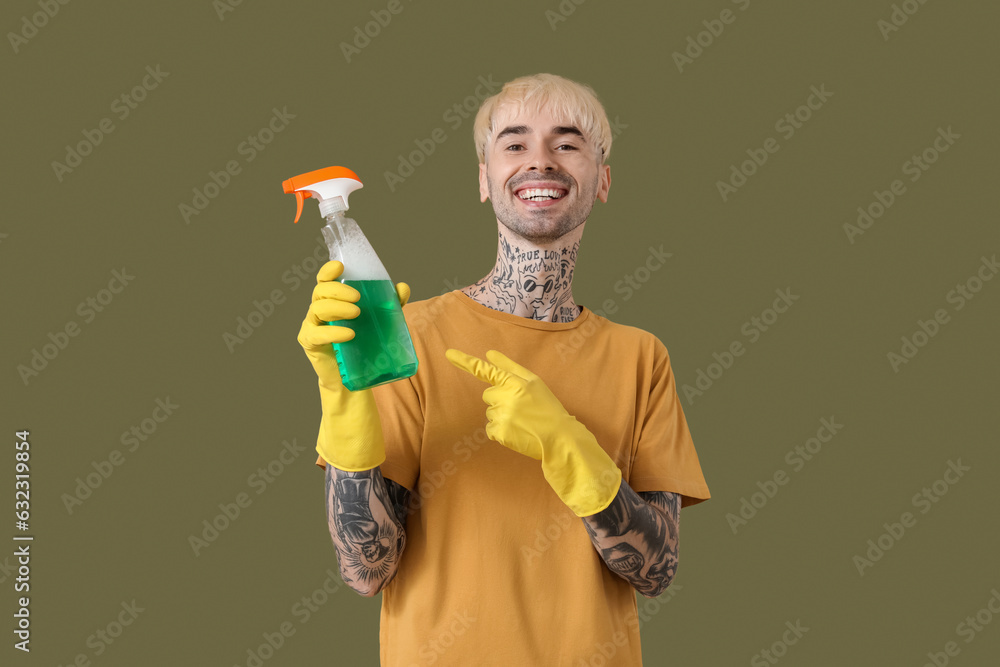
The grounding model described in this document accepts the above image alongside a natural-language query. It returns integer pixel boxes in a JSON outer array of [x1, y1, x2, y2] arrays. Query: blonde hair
[[473, 73, 612, 164]]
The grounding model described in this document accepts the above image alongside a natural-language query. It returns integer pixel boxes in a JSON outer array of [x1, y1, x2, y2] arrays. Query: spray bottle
[[283, 166, 418, 391]]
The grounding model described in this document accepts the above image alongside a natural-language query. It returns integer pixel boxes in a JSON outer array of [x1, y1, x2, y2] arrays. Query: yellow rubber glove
[[445, 348, 622, 517], [297, 260, 410, 471]]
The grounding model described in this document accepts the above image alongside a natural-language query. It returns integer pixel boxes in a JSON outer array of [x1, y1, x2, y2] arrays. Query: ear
[[596, 164, 611, 203], [479, 162, 489, 203]]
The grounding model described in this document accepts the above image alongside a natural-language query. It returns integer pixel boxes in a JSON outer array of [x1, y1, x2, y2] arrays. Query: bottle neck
[[319, 196, 347, 220], [321, 210, 349, 263], [323, 209, 347, 224]]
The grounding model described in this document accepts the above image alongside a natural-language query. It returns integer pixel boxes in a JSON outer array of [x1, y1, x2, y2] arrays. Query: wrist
[[316, 383, 386, 471], [541, 417, 622, 517]]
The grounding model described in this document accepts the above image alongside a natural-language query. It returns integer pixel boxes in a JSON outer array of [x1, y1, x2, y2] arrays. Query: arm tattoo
[[384, 477, 413, 525], [325, 465, 409, 593], [581, 481, 681, 598]]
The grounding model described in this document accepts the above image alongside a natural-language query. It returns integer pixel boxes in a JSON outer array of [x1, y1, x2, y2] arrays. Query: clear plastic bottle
[[283, 166, 418, 391]]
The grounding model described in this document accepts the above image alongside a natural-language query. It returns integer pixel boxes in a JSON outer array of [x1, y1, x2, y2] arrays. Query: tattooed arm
[[325, 464, 412, 597], [581, 481, 680, 598]]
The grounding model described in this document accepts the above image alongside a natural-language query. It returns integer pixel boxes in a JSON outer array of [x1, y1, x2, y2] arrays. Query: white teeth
[[518, 188, 566, 201]]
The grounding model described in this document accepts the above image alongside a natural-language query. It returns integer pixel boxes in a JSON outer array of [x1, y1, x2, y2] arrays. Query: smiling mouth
[[515, 187, 568, 202]]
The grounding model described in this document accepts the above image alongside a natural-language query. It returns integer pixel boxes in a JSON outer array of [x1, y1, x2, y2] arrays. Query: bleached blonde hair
[[473, 73, 612, 165]]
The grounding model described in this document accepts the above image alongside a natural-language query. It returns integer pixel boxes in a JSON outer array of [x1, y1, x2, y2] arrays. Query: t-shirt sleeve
[[371, 373, 423, 492], [314, 374, 423, 495], [628, 338, 711, 508]]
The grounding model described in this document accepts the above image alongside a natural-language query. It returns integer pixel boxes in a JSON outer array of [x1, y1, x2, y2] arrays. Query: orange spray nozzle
[[282, 166, 363, 223]]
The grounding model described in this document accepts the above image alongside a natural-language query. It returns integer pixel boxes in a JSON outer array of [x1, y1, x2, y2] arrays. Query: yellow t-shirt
[[317, 289, 710, 666]]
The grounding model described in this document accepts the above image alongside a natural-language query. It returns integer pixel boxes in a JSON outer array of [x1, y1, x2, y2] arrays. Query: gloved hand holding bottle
[[298, 260, 411, 471], [445, 348, 623, 517], [285, 165, 417, 471], [284, 166, 418, 393]]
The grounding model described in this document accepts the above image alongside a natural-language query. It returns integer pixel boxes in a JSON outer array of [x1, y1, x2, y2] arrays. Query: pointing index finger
[[445, 349, 509, 387]]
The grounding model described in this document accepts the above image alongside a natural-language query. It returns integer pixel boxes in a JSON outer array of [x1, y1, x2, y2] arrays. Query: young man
[[299, 73, 710, 665]]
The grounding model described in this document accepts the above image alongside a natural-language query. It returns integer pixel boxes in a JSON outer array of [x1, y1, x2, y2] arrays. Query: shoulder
[[585, 311, 672, 362], [400, 291, 460, 332], [400, 291, 453, 316]]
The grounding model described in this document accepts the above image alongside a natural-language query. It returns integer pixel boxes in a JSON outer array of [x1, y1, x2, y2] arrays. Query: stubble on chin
[[489, 178, 597, 244]]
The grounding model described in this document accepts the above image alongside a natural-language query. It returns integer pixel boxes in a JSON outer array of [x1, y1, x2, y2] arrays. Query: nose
[[525, 145, 558, 172]]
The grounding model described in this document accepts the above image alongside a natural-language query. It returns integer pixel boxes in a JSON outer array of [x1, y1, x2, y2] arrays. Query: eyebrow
[[495, 124, 586, 142]]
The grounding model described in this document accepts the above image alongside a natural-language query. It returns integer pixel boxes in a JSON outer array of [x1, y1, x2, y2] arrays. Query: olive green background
[[4, 0, 998, 664]]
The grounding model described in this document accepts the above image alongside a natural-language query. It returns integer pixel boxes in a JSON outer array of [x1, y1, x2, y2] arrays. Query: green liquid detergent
[[330, 279, 418, 391]]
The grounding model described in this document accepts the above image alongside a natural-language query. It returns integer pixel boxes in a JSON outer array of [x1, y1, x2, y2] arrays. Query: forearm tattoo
[[581, 481, 681, 597], [325, 465, 407, 591]]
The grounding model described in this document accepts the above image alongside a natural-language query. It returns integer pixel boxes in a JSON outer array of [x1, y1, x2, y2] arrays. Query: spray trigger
[[293, 191, 306, 224]]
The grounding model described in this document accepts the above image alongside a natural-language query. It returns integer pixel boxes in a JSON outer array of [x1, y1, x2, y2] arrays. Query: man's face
[[479, 106, 611, 244]]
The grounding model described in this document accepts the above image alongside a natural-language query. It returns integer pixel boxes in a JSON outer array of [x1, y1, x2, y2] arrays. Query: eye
[[503, 143, 578, 152]]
